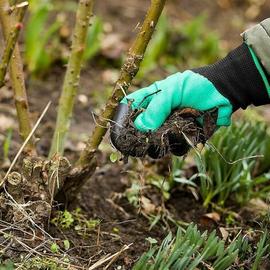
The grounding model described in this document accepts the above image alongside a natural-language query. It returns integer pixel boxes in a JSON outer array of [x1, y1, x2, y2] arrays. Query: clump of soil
[[110, 104, 217, 160]]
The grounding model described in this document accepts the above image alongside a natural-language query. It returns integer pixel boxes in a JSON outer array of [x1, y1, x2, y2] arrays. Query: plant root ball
[[110, 104, 217, 160]]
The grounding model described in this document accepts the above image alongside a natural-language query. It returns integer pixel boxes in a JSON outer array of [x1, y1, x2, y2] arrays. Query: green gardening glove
[[121, 70, 233, 132]]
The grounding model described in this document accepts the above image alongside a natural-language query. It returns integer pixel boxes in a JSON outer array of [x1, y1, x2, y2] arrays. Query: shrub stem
[[0, 0, 35, 153], [49, 0, 94, 157], [0, 1, 28, 88]]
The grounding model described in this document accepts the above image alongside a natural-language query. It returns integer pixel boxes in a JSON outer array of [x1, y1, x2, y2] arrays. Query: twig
[[0, 218, 85, 269], [103, 244, 130, 270], [49, 0, 94, 157], [1, 101, 51, 186], [0, 0, 35, 152], [88, 243, 132, 270], [0, 1, 28, 87], [60, 0, 166, 201]]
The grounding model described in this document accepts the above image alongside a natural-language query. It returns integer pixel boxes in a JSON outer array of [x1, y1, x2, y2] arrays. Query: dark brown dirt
[[110, 106, 217, 160], [49, 164, 207, 268]]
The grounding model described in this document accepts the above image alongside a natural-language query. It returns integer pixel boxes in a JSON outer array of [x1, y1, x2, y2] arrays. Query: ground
[[0, 0, 270, 269]]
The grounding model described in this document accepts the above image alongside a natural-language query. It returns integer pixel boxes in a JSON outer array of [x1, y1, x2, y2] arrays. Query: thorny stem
[[59, 0, 166, 200], [49, 0, 94, 157], [78, 0, 166, 167], [0, 0, 35, 153], [0, 1, 28, 88]]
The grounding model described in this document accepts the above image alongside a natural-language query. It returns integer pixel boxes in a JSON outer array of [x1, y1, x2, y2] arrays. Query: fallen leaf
[[217, 0, 232, 9], [203, 212, 221, 222], [245, 5, 260, 19], [219, 227, 229, 241], [141, 196, 156, 214], [244, 198, 269, 217], [78, 94, 88, 105], [200, 212, 221, 229], [101, 69, 119, 84]]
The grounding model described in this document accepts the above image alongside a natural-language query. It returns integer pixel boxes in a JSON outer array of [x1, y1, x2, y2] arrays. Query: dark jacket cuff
[[192, 43, 270, 111]]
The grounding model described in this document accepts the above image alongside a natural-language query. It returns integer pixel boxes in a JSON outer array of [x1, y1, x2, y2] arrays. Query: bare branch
[[0, 0, 35, 153], [0, 1, 28, 87], [49, 0, 94, 157]]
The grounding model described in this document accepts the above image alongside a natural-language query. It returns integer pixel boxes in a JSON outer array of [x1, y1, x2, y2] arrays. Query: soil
[[111, 106, 217, 160], [50, 164, 208, 268], [0, 0, 270, 269]]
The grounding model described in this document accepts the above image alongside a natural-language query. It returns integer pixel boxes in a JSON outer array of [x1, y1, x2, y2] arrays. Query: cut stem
[[0, 0, 35, 153], [59, 0, 166, 201], [0, 1, 28, 87], [49, 0, 94, 157]]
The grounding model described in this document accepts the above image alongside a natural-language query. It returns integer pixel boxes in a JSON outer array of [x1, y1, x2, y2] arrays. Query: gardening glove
[[121, 43, 270, 132]]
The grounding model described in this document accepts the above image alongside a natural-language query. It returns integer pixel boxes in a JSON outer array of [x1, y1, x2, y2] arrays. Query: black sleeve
[[192, 43, 270, 111]]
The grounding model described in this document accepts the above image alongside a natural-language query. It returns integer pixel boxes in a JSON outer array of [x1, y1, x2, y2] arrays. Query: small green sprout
[[63, 240, 70, 251], [50, 243, 60, 254], [110, 152, 119, 163]]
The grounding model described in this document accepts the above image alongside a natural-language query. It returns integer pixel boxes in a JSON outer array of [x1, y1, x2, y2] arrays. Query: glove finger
[[216, 105, 232, 126], [134, 90, 172, 132], [120, 83, 159, 110]]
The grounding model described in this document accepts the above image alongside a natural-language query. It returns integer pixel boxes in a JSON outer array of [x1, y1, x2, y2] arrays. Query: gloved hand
[[121, 43, 270, 132], [121, 71, 232, 132]]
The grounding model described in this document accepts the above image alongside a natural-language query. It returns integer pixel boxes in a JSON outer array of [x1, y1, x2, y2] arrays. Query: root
[[110, 107, 218, 160]]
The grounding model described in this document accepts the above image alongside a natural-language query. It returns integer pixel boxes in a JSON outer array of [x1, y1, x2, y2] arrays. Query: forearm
[[193, 18, 270, 111], [192, 43, 270, 111]]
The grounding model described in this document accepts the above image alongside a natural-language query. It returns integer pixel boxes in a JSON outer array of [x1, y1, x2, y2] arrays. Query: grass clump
[[197, 121, 270, 207], [133, 224, 270, 270]]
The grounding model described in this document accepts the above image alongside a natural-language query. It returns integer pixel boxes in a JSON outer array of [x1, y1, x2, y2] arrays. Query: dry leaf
[[244, 198, 269, 217], [200, 212, 221, 229], [141, 196, 156, 214], [203, 212, 221, 222], [219, 227, 229, 241], [245, 5, 260, 19], [217, 0, 232, 9], [78, 94, 88, 105], [101, 69, 119, 84]]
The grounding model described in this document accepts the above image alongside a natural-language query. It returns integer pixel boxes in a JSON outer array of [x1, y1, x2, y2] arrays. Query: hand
[[121, 70, 233, 132]]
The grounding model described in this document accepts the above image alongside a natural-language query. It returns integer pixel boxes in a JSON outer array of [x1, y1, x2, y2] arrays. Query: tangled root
[[110, 104, 217, 160]]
